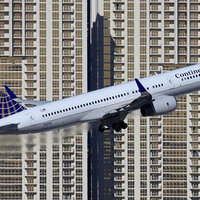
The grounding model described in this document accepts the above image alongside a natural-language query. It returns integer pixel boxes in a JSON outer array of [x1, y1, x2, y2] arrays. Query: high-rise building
[[89, 0, 200, 199], [0, 0, 200, 199], [0, 0, 88, 199]]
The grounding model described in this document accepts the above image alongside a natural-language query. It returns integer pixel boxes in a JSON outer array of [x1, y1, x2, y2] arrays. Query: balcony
[[62, 25, 74, 31], [62, 8, 74, 14], [62, 0, 74, 4], [62, 16, 74, 22], [62, 172, 74, 177], [63, 180, 74, 185], [113, 32, 125, 38], [150, 176, 162, 182], [62, 146, 74, 152], [150, 160, 162, 166]]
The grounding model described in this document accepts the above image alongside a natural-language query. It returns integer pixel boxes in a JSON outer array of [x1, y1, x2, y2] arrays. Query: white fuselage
[[1, 64, 200, 134]]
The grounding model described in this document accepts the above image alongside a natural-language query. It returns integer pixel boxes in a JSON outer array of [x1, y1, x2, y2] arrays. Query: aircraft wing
[[0, 123, 19, 134], [101, 78, 152, 123], [4, 85, 52, 106]]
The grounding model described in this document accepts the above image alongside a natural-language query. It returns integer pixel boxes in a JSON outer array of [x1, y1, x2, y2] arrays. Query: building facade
[[0, 0, 200, 200], [89, 0, 200, 199], [0, 0, 88, 199]]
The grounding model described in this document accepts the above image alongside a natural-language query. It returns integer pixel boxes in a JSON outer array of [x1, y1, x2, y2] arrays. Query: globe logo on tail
[[0, 91, 26, 119]]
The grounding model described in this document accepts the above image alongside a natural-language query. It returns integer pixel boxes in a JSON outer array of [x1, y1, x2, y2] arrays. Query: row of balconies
[[13, 32, 36, 39]]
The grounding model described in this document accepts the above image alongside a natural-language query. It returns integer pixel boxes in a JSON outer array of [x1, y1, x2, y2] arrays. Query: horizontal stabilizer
[[4, 85, 51, 106], [0, 123, 19, 134]]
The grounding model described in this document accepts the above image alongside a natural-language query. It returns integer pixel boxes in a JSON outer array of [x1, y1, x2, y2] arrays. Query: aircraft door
[[28, 112, 36, 125], [167, 76, 174, 89]]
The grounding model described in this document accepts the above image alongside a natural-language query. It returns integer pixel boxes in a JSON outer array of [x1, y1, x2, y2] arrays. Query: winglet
[[4, 85, 18, 99], [135, 78, 147, 93]]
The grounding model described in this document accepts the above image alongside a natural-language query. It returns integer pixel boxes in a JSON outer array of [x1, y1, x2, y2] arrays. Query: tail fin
[[0, 91, 26, 119], [4, 85, 18, 99]]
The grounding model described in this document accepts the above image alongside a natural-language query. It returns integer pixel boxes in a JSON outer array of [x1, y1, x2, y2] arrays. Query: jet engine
[[141, 96, 177, 117]]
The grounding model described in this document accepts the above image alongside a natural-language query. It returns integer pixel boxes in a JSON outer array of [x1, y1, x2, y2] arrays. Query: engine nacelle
[[141, 96, 177, 117]]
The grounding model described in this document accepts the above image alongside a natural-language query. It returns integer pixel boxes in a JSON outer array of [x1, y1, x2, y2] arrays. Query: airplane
[[0, 63, 200, 134]]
